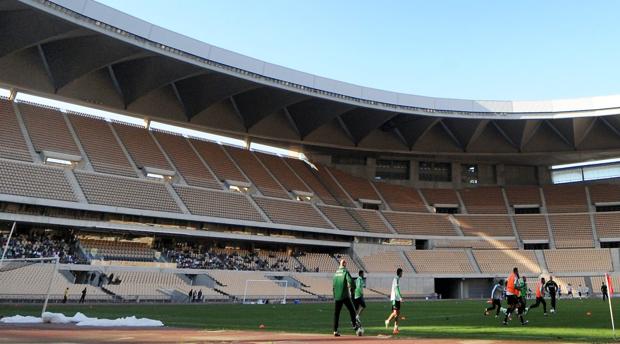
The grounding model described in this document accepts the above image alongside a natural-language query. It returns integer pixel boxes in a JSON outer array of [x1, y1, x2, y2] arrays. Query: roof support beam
[[36, 44, 56, 91], [232, 87, 309, 129], [382, 115, 439, 149], [545, 120, 573, 147], [286, 99, 356, 139], [107, 65, 125, 102], [0, 9, 81, 58], [170, 82, 187, 118], [439, 120, 463, 148], [40, 35, 146, 90], [282, 107, 301, 138], [111, 56, 204, 107], [174, 73, 258, 120], [338, 108, 398, 145]]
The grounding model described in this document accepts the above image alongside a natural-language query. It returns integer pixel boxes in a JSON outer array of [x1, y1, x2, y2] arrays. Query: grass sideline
[[2, 299, 618, 342]]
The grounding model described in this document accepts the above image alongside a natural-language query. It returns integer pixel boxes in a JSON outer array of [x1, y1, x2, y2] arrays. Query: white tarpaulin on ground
[[0, 312, 163, 327]]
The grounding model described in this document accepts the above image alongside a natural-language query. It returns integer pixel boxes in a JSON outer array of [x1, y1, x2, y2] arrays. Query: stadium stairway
[[535, 250, 549, 273], [612, 249, 620, 271], [465, 249, 481, 273]]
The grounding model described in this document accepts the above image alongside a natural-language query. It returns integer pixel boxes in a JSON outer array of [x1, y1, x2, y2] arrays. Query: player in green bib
[[354, 270, 366, 319], [332, 259, 360, 336]]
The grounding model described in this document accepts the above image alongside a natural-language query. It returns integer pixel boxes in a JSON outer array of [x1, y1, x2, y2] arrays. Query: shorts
[[506, 294, 518, 306], [392, 300, 401, 311], [354, 297, 366, 309]]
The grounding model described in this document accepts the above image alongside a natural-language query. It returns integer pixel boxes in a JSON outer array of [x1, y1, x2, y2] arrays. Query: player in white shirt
[[384, 268, 403, 335]]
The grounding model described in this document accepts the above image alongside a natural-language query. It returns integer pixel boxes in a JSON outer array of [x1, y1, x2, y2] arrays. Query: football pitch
[[2, 298, 618, 343]]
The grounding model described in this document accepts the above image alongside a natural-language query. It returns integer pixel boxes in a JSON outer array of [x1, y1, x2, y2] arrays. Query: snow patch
[[1, 312, 163, 327]]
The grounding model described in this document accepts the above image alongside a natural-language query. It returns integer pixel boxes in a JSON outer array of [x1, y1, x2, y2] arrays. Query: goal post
[[0, 256, 60, 316], [242, 279, 288, 304]]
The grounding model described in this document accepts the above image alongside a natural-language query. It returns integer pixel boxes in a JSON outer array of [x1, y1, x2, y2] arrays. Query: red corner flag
[[607, 273, 615, 296]]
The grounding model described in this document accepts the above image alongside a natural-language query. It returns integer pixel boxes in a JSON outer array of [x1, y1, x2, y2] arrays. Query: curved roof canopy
[[2, 0, 620, 164]]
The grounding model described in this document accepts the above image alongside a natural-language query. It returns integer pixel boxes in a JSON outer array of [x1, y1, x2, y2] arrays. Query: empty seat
[[420, 188, 459, 206], [406, 250, 475, 273], [285, 158, 338, 205], [112, 122, 171, 171], [433, 239, 518, 250], [255, 152, 311, 194], [543, 185, 589, 213], [225, 146, 289, 198], [548, 214, 594, 248], [350, 208, 392, 233], [544, 249, 612, 273], [68, 114, 136, 177], [153, 131, 220, 189], [327, 167, 380, 202], [472, 249, 541, 274], [589, 184, 620, 204], [459, 187, 507, 213], [0, 263, 110, 301], [314, 163, 354, 207], [382, 211, 457, 236], [373, 182, 428, 212], [253, 196, 332, 229], [174, 185, 265, 222], [318, 205, 365, 232], [192, 140, 247, 183], [19, 103, 80, 156], [296, 253, 338, 272], [594, 212, 620, 239], [74, 171, 180, 213], [358, 251, 412, 273], [454, 214, 514, 237], [505, 185, 542, 206], [0, 159, 75, 201], [513, 214, 550, 241], [0, 99, 31, 161]]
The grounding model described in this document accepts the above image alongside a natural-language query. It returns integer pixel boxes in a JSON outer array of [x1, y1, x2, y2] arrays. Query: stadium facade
[[0, 0, 619, 302]]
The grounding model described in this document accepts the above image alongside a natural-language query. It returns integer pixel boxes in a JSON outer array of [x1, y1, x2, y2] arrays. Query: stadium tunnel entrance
[[435, 278, 493, 299]]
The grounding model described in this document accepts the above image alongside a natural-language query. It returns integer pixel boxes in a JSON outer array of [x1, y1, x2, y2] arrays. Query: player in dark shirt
[[545, 276, 559, 313]]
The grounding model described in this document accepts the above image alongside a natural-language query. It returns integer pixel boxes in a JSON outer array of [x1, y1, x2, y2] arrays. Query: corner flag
[[605, 273, 616, 339]]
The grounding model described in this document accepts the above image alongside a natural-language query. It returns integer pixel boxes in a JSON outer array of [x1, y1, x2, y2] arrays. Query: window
[[435, 206, 459, 214], [375, 159, 409, 180], [419, 161, 451, 182], [514, 207, 540, 214], [596, 205, 620, 212], [524, 243, 549, 250], [551, 169, 583, 184], [461, 164, 479, 184], [601, 241, 620, 248], [551, 159, 620, 184]]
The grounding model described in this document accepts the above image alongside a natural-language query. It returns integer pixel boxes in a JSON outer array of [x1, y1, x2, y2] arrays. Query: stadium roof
[[3, 0, 620, 164]]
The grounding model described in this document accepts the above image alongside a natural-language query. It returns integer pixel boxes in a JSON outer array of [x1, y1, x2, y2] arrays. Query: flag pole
[[0, 221, 16, 268], [605, 273, 616, 339]]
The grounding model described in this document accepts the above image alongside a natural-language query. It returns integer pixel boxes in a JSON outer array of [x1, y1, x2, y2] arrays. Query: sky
[[97, 0, 620, 101]]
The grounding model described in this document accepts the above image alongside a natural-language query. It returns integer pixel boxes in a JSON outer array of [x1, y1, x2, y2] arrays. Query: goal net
[[242, 279, 288, 304], [0, 256, 60, 316]]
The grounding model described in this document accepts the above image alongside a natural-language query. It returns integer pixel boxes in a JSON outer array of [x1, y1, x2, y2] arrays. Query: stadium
[[0, 0, 619, 342]]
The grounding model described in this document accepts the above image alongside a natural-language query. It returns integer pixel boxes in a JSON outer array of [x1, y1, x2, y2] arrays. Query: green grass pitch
[[3, 298, 618, 342]]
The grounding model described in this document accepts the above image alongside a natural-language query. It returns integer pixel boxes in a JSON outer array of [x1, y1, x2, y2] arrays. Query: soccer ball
[[356, 327, 364, 336]]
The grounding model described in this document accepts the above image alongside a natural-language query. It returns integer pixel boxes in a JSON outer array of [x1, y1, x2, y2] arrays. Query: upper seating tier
[[19, 103, 80, 156], [0, 159, 76, 202], [68, 114, 136, 177], [373, 182, 427, 212], [112, 122, 171, 171], [74, 171, 180, 213], [0, 99, 31, 162]]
